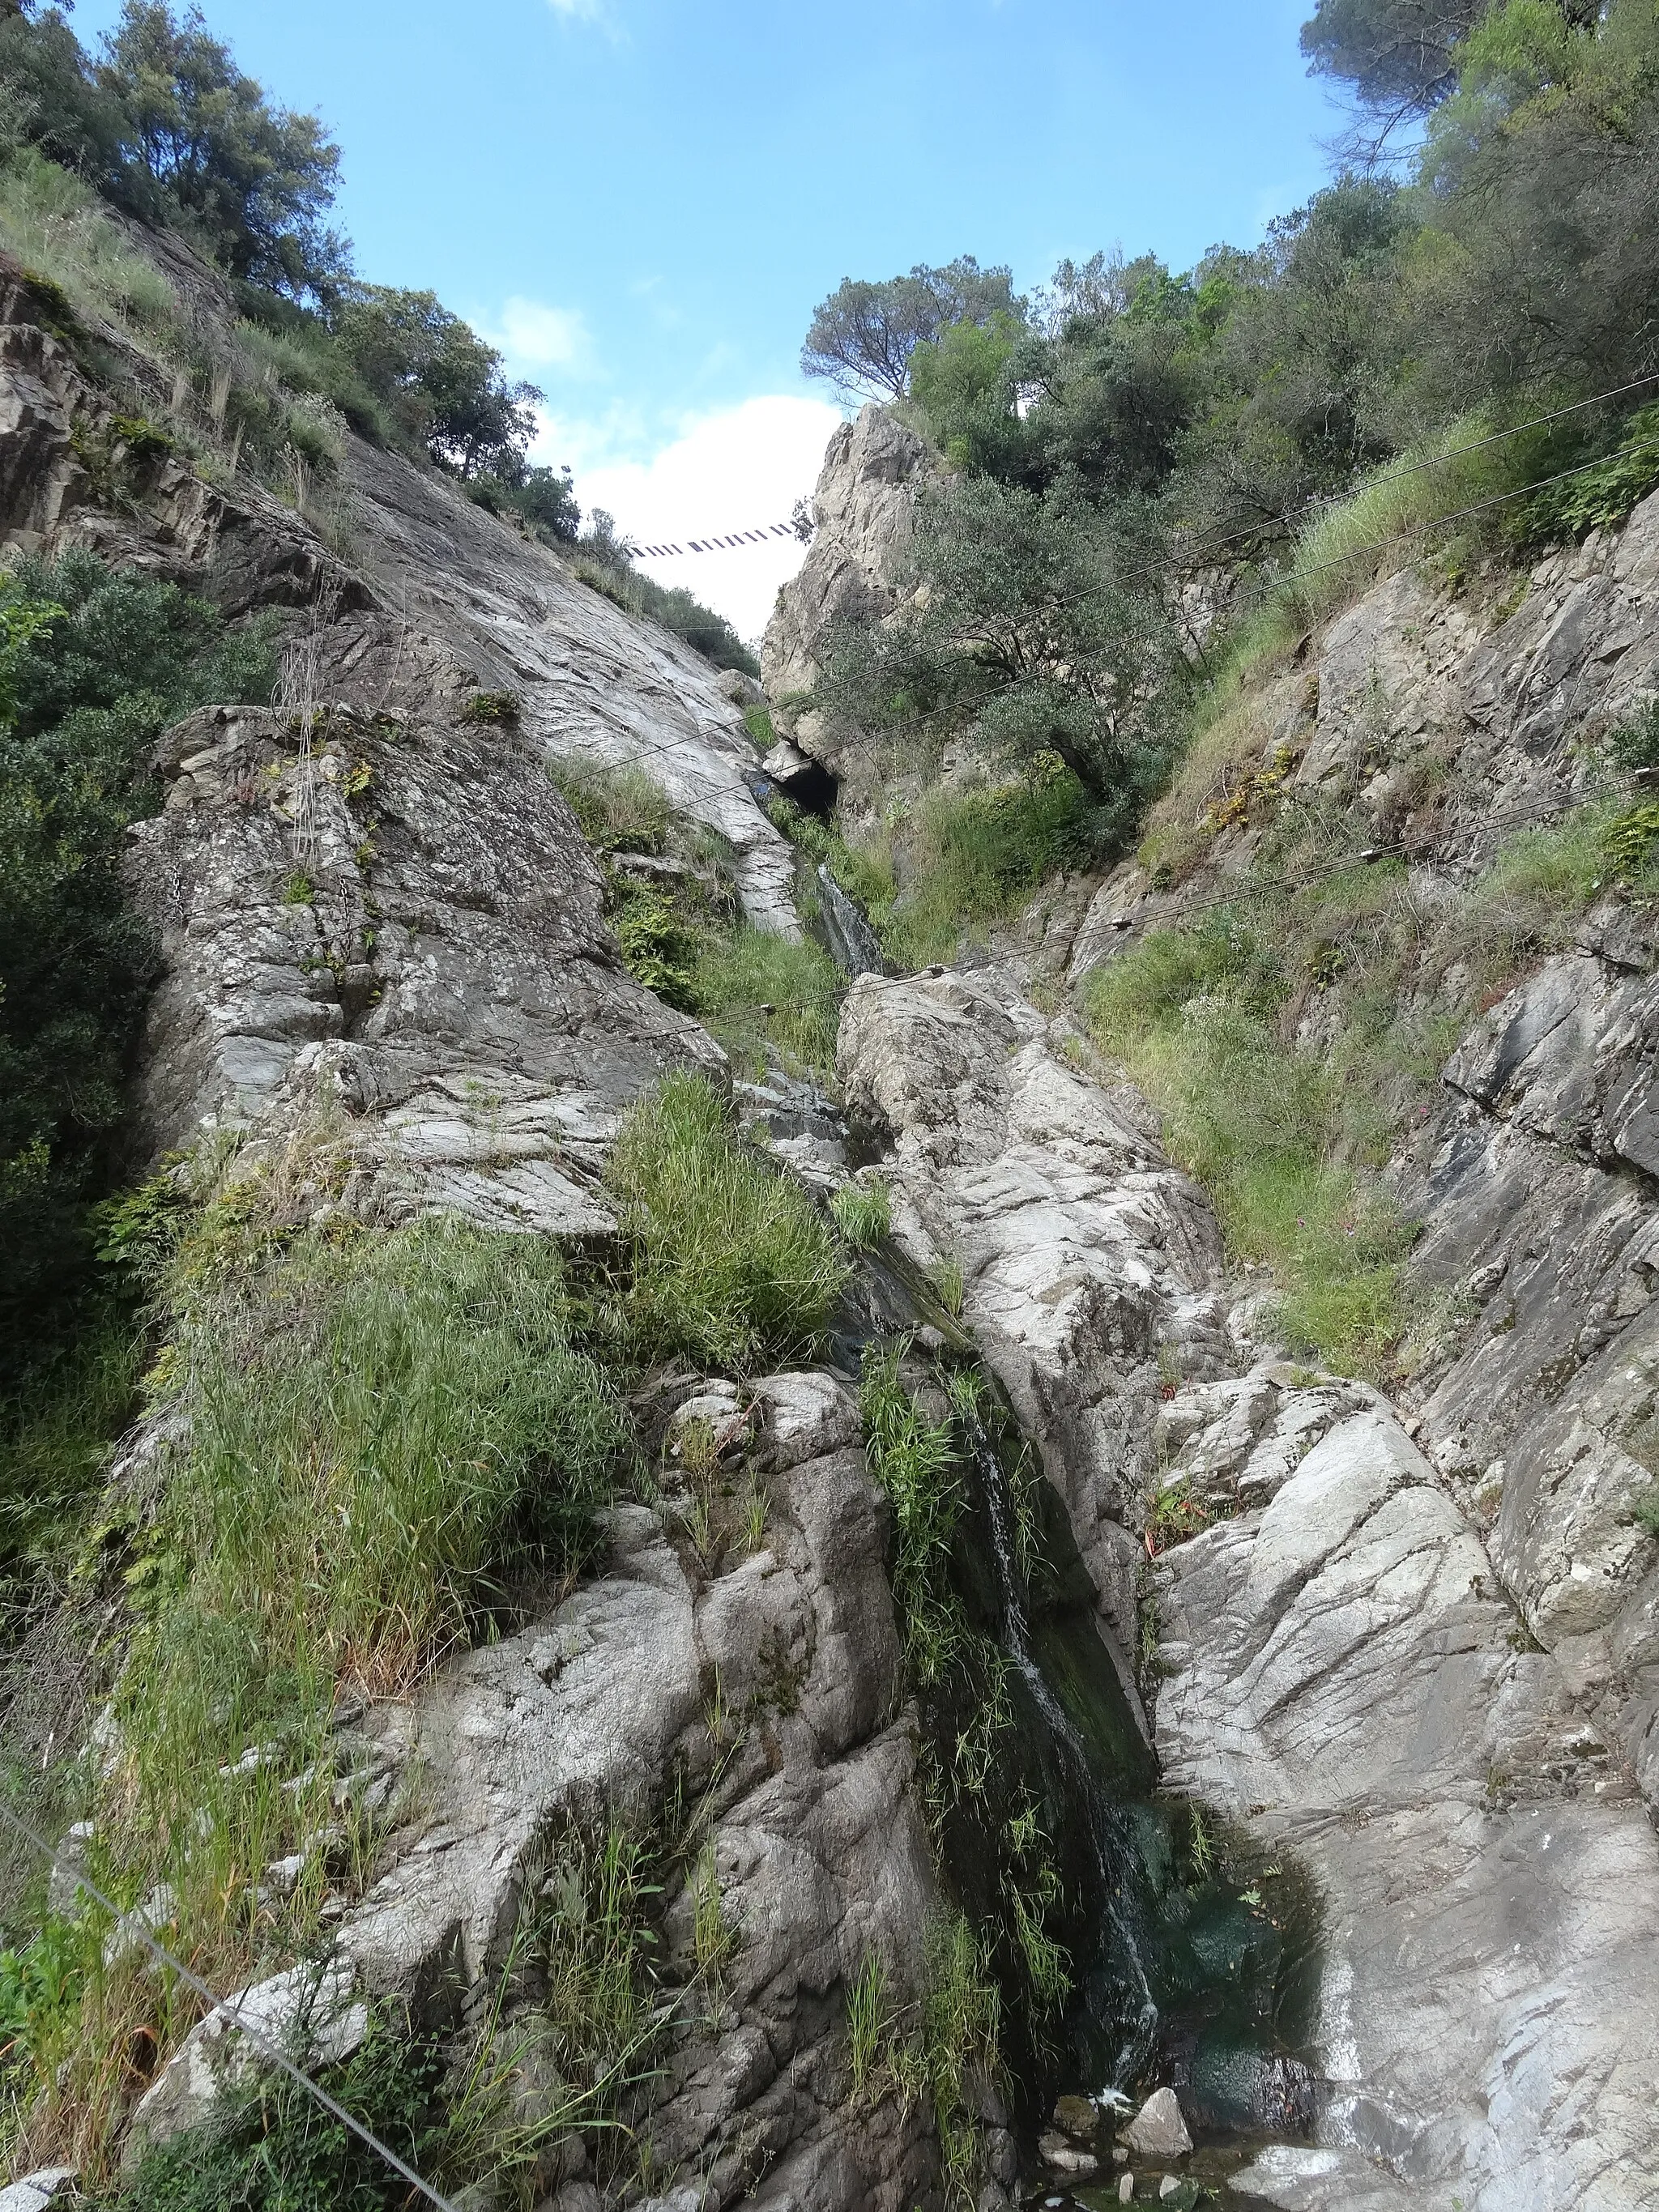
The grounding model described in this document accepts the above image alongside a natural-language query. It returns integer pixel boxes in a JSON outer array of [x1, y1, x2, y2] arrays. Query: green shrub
[[149, 1214, 629, 1690], [1603, 802, 1659, 889], [689, 925, 843, 1082], [0, 552, 278, 1380], [114, 2010, 449, 2212], [603, 1074, 847, 1373], [61, 1213, 626, 2124], [609, 880, 697, 1008], [1523, 403, 1659, 543], [870, 758, 1102, 971], [460, 688, 519, 725], [860, 1348, 964, 1683], [1610, 698, 1659, 778], [1085, 927, 1413, 1377], [549, 757, 671, 855]]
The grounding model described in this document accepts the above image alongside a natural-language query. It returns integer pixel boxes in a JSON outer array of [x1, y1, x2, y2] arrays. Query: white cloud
[[546, 0, 607, 19], [483, 296, 593, 374], [539, 394, 845, 645]]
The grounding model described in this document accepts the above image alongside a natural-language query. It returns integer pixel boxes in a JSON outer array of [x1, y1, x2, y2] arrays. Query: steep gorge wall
[[781, 403, 1659, 2205], [0, 259, 977, 2211]]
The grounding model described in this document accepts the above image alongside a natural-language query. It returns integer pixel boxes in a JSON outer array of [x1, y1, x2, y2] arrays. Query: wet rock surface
[[838, 966, 1659, 2209]]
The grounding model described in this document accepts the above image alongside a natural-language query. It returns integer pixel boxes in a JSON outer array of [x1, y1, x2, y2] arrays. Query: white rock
[[0, 2172, 78, 2212], [1121, 2086, 1192, 2160], [128, 1955, 368, 2154]]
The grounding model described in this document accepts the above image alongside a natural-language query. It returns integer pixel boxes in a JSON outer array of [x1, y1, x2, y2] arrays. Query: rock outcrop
[[837, 968, 1659, 2210], [0, 250, 799, 940], [125, 694, 723, 1234], [761, 404, 927, 765], [2, 252, 980, 2208], [129, 1374, 980, 2211]]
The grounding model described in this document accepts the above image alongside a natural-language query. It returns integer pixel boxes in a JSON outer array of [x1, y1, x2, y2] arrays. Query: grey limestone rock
[[1121, 2086, 1191, 2160], [761, 405, 928, 766], [326, 1379, 942, 2210], [838, 966, 1230, 1660], [838, 962, 1659, 2208], [122, 701, 726, 1227]]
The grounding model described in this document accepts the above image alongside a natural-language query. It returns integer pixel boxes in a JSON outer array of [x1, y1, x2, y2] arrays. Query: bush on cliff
[[0, 552, 277, 1385]]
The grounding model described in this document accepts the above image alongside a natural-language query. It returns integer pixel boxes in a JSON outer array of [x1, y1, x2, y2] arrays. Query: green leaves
[[0, 552, 276, 1378]]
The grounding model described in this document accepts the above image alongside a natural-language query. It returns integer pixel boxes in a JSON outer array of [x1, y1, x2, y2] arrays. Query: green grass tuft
[[688, 924, 843, 1083], [830, 1178, 892, 1249], [859, 1349, 964, 1683], [603, 1073, 847, 1375]]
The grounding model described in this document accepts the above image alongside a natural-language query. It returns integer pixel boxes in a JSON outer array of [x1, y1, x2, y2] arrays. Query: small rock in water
[[1037, 2130, 1098, 2176], [1159, 2180, 1183, 2204], [1117, 2175, 1134, 2206], [1051, 2093, 1098, 2137], [1121, 2085, 1192, 2160]]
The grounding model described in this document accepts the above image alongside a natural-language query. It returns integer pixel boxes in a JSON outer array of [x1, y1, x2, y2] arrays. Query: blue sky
[[72, 0, 1341, 637]]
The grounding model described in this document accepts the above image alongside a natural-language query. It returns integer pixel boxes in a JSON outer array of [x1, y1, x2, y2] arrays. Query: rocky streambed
[[834, 963, 1659, 2210]]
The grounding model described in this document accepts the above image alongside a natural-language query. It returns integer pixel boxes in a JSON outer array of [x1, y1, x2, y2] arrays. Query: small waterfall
[[814, 862, 885, 976], [964, 1413, 1161, 2091], [828, 1174, 1321, 2156]]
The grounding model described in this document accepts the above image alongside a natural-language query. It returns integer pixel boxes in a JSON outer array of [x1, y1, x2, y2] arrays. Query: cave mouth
[[774, 753, 839, 820]]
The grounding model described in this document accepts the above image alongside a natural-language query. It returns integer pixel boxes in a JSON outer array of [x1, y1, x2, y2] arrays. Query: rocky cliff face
[[0, 260, 970, 2210], [789, 400, 1659, 2203], [837, 965, 1659, 2210], [16, 261, 1659, 2211], [760, 404, 926, 768]]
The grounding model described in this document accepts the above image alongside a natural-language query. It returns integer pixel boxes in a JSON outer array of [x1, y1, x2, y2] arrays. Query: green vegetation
[[805, 1, 1659, 967], [567, 511, 760, 676], [0, 3, 769, 654], [1084, 790, 1648, 1377], [550, 757, 847, 1080], [0, 1313, 141, 1636], [603, 1073, 848, 1374], [853, 761, 1104, 970], [830, 1178, 892, 1249], [0, 551, 277, 1382], [801, 257, 1023, 403], [549, 754, 673, 855], [842, 1917, 1001, 2208], [112, 2012, 450, 2212], [860, 1349, 965, 1684], [0, 1151, 634, 2179], [689, 925, 843, 1083]]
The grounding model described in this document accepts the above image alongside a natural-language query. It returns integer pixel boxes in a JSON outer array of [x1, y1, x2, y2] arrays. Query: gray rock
[[0, 2174, 78, 2212], [761, 406, 927, 765], [837, 967, 1228, 1663], [128, 1956, 368, 2154], [1155, 1404, 1659, 2207], [122, 701, 730, 1222], [1120, 2086, 1191, 2160]]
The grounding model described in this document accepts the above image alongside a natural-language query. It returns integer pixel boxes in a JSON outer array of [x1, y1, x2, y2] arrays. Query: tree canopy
[[800, 258, 1026, 401], [1, 0, 348, 300], [332, 287, 544, 479]]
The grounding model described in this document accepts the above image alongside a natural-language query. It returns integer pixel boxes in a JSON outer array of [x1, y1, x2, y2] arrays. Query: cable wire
[[0, 1801, 464, 2212]]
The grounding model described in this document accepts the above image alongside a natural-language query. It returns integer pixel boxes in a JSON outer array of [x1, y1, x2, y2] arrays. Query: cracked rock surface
[[837, 963, 1659, 2210]]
